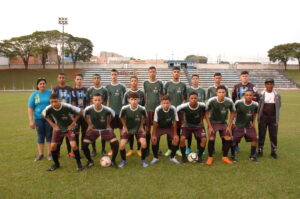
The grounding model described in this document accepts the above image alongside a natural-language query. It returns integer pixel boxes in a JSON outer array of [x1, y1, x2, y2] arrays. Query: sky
[[1, 0, 299, 63]]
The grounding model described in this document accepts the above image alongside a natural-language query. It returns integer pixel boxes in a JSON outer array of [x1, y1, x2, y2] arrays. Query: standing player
[[205, 85, 235, 165], [42, 93, 84, 171], [150, 95, 180, 165], [185, 74, 206, 155], [230, 90, 259, 162], [52, 73, 74, 157], [123, 76, 145, 157], [118, 92, 149, 168], [143, 66, 164, 157], [207, 73, 230, 99], [164, 67, 187, 156], [82, 93, 119, 168], [257, 78, 281, 159], [72, 74, 88, 151], [177, 92, 207, 163], [106, 69, 126, 139], [86, 73, 108, 156]]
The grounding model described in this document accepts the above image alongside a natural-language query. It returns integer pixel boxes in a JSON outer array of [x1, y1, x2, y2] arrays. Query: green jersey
[[83, 104, 115, 130], [207, 85, 230, 99], [235, 100, 258, 128], [86, 86, 108, 105], [177, 102, 206, 128], [187, 86, 206, 102], [122, 89, 145, 106], [106, 83, 126, 115], [143, 80, 164, 112], [206, 96, 235, 124], [42, 103, 81, 132], [154, 105, 178, 128], [164, 80, 187, 107], [119, 104, 147, 134]]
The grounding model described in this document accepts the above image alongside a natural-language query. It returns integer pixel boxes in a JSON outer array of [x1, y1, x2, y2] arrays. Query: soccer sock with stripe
[[208, 140, 215, 157], [120, 149, 126, 161], [82, 142, 92, 162], [110, 141, 119, 162]]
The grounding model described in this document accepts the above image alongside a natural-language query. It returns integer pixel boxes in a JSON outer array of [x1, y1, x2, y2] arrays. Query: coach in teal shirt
[[28, 78, 52, 161]]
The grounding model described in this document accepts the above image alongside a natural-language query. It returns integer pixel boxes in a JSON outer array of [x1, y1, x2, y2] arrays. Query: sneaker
[[231, 156, 238, 162], [118, 160, 126, 168], [181, 156, 188, 163], [107, 150, 113, 156], [150, 158, 159, 165], [126, 150, 134, 157], [68, 152, 75, 158], [141, 160, 149, 168], [47, 164, 60, 171], [176, 150, 182, 157], [257, 148, 263, 157], [222, 157, 233, 165], [34, 155, 44, 162], [111, 161, 119, 169], [86, 161, 94, 168], [271, 152, 278, 159], [101, 150, 107, 156], [249, 156, 258, 162], [77, 163, 85, 171], [137, 150, 142, 157], [170, 157, 181, 164], [164, 149, 172, 157], [185, 148, 191, 155], [197, 157, 204, 164], [205, 157, 214, 166], [47, 155, 53, 161], [91, 149, 97, 157]]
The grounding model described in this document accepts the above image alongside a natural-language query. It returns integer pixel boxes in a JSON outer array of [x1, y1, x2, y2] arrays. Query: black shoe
[[257, 148, 263, 157], [77, 163, 85, 171], [111, 161, 119, 169], [271, 152, 278, 159], [101, 150, 107, 156], [197, 157, 204, 164], [47, 164, 60, 171], [249, 156, 258, 162], [182, 157, 188, 163], [86, 161, 94, 168], [91, 150, 97, 157], [158, 150, 163, 157], [231, 156, 238, 162]]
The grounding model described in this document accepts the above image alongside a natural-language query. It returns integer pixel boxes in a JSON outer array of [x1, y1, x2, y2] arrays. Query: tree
[[65, 36, 93, 68], [268, 44, 293, 70], [185, 55, 208, 63], [0, 40, 17, 68], [32, 31, 53, 69], [290, 43, 300, 70]]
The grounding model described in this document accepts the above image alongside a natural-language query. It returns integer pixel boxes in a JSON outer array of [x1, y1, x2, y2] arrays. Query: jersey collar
[[130, 105, 139, 111], [93, 104, 103, 112], [188, 103, 199, 110]]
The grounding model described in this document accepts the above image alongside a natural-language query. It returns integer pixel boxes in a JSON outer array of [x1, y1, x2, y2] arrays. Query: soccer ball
[[100, 156, 111, 167], [187, 152, 198, 163]]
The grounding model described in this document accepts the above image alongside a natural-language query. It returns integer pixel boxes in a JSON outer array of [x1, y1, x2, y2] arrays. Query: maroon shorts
[[210, 124, 230, 138], [156, 127, 175, 140], [121, 130, 146, 140], [111, 115, 123, 129], [84, 129, 116, 142], [51, 130, 76, 144], [233, 127, 257, 143], [181, 126, 206, 139], [145, 111, 155, 126]]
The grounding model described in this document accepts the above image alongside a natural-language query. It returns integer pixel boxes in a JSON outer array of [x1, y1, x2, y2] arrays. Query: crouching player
[[230, 90, 259, 162], [150, 95, 180, 165], [119, 92, 149, 168], [82, 93, 119, 168], [42, 93, 84, 171], [177, 92, 207, 163]]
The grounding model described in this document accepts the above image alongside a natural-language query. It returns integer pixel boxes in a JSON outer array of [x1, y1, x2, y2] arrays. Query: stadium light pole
[[58, 17, 68, 73]]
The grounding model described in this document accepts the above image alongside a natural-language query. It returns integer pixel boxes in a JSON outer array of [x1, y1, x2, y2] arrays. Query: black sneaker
[[249, 156, 258, 162], [47, 164, 60, 171], [77, 163, 85, 171], [182, 157, 188, 163], [34, 155, 44, 162], [271, 152, 278, 159], [86, 161, 94, 168], [257, 148, 263, 157], [101, 150, 107, 156], [231, 156, 238, 162], [91, 150, 97, 157], [111, 161, 119, 169], [158, 150, 163, 157], [197, 157, 204, 164]]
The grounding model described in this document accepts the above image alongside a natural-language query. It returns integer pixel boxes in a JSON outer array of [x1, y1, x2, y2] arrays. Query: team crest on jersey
[[246, 111, 252, 117], [115, 89, 120, 96], [177, 88, 182, 93], [221, 107, 227, 115], [100, 116, 105, 123], [61, 114, 68, 120], [194, 114, 200, 118], [135, 114, 141, 121], [153, 87, 158, 93]]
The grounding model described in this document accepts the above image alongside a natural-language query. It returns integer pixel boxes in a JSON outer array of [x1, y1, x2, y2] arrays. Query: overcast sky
[[1, 0, 299, 63]]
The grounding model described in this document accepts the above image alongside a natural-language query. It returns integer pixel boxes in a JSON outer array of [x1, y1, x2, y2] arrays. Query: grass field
[[284, 70, 300, 84], [0, 91, 299, 199], [0, 69, 80, 90]]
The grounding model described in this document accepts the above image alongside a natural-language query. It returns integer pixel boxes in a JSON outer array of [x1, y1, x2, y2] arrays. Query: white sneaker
[[150, 158, 159, 165], [170, 157, 181, 164]]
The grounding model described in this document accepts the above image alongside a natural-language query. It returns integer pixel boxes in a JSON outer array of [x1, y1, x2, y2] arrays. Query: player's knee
[[201, 138, 207, 145], [209, 137, 215, 141], [50, 144, 57, 151]]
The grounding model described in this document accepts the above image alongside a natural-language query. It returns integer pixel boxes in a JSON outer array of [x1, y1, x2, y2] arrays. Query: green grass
[[0, 69, 80, 90], [284, 70, 300, 84], [0, 91, 300, 199]]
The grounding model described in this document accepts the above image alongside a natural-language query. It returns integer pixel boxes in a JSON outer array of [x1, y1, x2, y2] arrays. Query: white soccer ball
[[187, 152, 198, 163], [100, 156, 111, 167]]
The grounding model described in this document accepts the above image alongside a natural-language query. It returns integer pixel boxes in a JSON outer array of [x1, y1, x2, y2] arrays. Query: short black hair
[[172, 67, 180, 71], [93, 73, 100, 77], [214, 72, 222, 77], [50, 93, 59, 100], [189, 92, 198, 97], [191, 74, 199, 78], [240, 71, 249, 75], [111, 69, 118, 73], [58, 72, 65, 76], [161, 95, 171, 101], [75, 74, 83, 78], [243, 90, 254, 95], [36, 78, 46, 90], [148, 66, 156, 70], [130, 76, 138, 80], [216, 85, 227, 91], [92, 93, 102, 98], [128, 92, 140, 99]]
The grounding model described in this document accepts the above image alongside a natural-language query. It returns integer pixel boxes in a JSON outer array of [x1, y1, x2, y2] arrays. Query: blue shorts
[[35, 119, 52, 144]]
